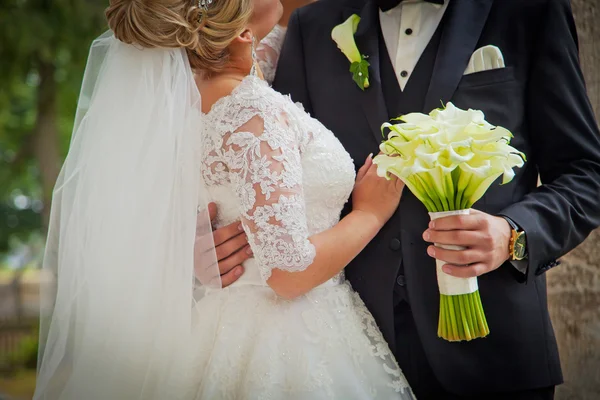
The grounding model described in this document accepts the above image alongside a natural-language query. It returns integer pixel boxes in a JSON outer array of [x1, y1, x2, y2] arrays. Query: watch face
[[514, 233, 527, 259]]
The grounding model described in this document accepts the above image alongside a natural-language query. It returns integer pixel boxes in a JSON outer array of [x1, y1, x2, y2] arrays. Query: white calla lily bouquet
[[374, 103, 526, 341]]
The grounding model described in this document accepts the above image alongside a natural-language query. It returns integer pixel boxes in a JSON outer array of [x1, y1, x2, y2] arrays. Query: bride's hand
[[352, 154, 404, 227]]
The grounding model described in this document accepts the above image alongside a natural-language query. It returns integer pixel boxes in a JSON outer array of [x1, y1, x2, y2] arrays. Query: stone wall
[[549, 1, 600, 399]]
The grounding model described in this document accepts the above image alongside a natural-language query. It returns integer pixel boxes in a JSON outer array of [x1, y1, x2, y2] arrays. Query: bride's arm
[[224, 111, 402, 300], [268, 202, 385, 299], [256, 1, 314, 84], [256, 26, 287, 85]]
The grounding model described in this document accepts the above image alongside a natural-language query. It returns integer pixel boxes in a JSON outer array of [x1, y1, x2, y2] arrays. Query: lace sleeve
[[222, 107, 316, 281], [257, 25, 287, 85]]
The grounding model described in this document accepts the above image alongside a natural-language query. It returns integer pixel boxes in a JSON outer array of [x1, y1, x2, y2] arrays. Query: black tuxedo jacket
[[273, 0, 600, 394]]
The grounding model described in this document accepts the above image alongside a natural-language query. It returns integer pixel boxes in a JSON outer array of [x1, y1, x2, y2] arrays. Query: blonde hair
[[106, 0, 253, 73]]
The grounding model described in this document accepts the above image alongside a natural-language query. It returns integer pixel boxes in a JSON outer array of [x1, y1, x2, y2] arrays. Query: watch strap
[[503, 216, 520, 232]]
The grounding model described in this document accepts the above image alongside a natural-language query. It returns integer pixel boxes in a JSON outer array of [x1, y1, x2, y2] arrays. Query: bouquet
[[373, 103, 526, 341]]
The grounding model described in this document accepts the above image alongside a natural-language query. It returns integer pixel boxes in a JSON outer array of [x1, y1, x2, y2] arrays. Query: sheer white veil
[[34, 31, 221, 399]]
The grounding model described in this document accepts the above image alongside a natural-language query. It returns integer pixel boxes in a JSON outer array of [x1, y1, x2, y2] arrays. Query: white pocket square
[[464, 45, 505, 75]]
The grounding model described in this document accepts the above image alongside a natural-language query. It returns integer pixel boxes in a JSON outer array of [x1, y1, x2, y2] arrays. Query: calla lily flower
[[373, 102, 526, 212], [331, 14, 361, 63]]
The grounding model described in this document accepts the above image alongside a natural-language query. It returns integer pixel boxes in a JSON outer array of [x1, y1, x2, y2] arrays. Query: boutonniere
[[331, 14, 370, 91]]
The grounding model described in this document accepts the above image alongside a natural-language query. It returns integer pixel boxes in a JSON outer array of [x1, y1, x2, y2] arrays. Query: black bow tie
[[377, 0, 445, 13]]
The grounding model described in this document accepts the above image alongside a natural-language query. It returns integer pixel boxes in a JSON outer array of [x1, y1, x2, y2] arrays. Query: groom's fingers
[[427, 245, 484, 266], [213, 221, 245, 247], [422, 229, 483, 246], [220, 265, 245, 288], [441, 263, 488, 278], [215, 233, 250, 261], [429, 213, 487, 231], [218, 245, 252, 276]]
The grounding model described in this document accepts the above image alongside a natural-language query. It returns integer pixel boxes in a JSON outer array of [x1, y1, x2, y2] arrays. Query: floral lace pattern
[[196, 76, 413, 398], [257, 25, 287, 85], [201, 76, 355, 281]]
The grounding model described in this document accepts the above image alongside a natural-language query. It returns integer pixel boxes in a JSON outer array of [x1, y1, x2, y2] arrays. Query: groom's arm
[[272, 9, 314, 115], [423, 0, 600, 283], [498, 0, 600, 282]]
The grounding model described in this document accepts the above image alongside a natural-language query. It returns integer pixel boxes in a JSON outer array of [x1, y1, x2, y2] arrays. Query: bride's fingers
[[365, 159, 379, 176], [356, 153, 373, 181]]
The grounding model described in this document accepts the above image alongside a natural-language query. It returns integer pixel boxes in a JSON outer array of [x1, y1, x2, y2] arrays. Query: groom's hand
[[422, 209, 512, 278], [209, 203, 252, 287]]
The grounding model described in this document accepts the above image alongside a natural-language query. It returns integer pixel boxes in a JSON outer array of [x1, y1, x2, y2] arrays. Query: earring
[[250, 36, 258, 77]]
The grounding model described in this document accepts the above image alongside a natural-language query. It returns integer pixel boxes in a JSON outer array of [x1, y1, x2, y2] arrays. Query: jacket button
[[390, 238, 401, 251], [396, 275, 406, 287]]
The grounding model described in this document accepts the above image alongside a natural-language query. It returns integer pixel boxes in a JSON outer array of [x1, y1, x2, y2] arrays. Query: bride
[[34, 0, 412, 399]]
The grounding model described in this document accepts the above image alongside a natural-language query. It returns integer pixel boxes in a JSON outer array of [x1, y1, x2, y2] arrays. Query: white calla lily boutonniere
[[331, 14, 370, 91]]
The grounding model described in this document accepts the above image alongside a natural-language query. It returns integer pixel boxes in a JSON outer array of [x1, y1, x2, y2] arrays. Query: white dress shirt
[[379, 0, 449, 91]]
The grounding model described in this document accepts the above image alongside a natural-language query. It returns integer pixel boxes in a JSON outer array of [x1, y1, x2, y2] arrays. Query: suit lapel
[[423, 0, 494, 112], [343, 1, 389, 144]]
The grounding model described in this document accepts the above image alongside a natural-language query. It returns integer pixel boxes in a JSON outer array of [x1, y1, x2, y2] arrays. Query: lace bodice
[[256, 25, 287, 84], [200, 76, 356, 283]]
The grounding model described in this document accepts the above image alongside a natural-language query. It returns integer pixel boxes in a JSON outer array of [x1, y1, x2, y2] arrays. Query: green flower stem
[[454, 176, 469, 210], [440, 296, 448, 339], [457, 295, 471, 341], [472, 293, 485, 334], [438, 296, 445, 338], [415, 174, 445, 211], [409, 177, 437, 213], [454, 300, 461, 340], [448, 296, 458, 341], [441, 175, 453, 211], [450, 169, 462, 210], [445, 296, 453, 339], [438, 292, 489, 341], [463, 293, 475, 339], [474, 292, 490, 336], [469, 293, 481, 332], [438, 189, 450, 212], [443, 296, 451, 339]]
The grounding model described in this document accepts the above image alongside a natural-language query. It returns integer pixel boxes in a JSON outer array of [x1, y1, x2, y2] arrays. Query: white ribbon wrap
[[429, 210, 479, 296]]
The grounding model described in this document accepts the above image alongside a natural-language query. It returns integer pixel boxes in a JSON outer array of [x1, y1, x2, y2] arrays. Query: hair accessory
[[198, 0, 213, 23]]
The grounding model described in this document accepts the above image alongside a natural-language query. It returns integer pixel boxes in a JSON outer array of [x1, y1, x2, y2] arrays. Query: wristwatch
[[504, 217, 527, 261]]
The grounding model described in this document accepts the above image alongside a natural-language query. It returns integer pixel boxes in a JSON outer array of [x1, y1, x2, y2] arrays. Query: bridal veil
[[34, 32, 220, 399]]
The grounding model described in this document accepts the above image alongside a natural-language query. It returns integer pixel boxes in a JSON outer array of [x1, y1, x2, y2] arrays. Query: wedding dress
[[34, 28, 414, 400], [182, 28, 414, 399]]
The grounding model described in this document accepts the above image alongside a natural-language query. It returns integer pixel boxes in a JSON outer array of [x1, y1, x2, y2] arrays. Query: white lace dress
[[183, 28, 414, 400], [256, 24, 286, 84]]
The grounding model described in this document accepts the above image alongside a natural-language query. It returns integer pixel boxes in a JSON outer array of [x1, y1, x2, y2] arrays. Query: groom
[[213, 0, 600, 398]]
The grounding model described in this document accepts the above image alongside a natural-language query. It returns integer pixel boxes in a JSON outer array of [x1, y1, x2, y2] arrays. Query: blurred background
[[0, 0, 598, 399]]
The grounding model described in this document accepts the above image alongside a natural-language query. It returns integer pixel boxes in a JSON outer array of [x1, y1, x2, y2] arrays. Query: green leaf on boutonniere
[[350, 56, 370, 91]]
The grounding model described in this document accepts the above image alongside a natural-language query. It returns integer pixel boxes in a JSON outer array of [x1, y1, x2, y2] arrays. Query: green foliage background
[[0, 0, 107, 255]]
